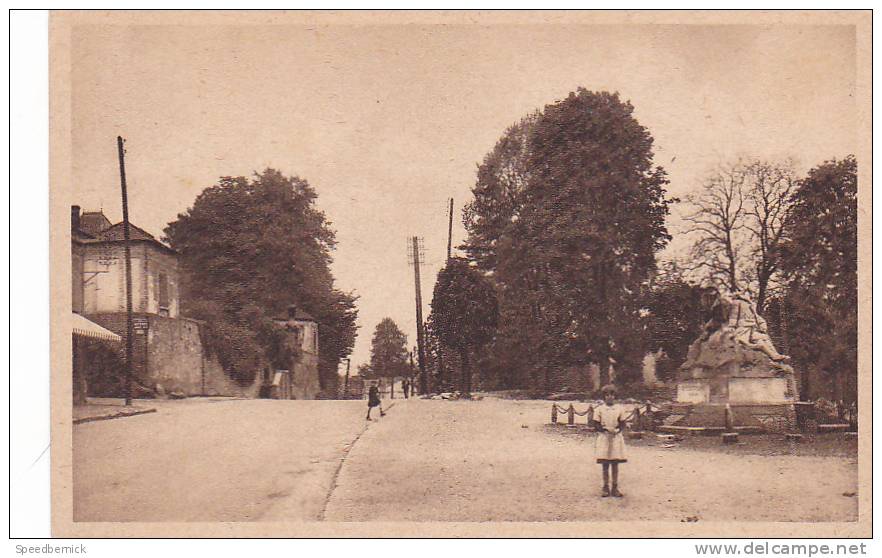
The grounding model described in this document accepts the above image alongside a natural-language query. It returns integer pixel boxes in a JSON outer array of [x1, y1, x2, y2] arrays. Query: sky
[[68, 22, 857, 370]]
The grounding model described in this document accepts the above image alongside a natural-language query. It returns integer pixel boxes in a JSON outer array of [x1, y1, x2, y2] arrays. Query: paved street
[[74, 397, 858, 523]]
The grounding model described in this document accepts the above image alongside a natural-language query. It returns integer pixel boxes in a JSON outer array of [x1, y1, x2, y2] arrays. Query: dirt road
[[73, 397, 858, 523], [324, 399, 858, 522], [73, 398, 369, 521]]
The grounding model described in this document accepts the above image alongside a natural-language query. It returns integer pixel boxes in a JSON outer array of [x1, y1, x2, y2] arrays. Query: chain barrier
[[550, 402, 651, 429]]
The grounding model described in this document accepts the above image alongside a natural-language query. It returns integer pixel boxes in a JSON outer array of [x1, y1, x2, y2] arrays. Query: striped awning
[[72, 313, 121, 342]]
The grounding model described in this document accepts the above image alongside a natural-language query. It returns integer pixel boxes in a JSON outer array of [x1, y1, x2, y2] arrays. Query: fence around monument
[[550, 402, 653, 430]]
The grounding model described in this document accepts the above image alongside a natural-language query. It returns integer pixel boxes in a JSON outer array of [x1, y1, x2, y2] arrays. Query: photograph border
[[44, 8, 872, 538]]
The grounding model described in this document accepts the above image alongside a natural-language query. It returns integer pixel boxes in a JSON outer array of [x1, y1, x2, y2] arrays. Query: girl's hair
[[601, 384, 617, 396]]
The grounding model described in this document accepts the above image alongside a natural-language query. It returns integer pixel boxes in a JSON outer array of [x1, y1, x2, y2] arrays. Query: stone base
[[668, 402, 796, 433]]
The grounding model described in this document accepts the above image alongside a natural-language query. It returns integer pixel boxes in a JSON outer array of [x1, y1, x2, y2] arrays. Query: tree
[[429, 257, 498, 393], [777, 156, 857, 402], [684, 159, 797, 313], [462, 112, 538, 274], [643, 263, 705, 381], [356, 363, 374, 378], [513, 89, 673, 386], [683, 161, 748, 292], [369, 318, 410, 380], [461, 90, 673, 390], [164, 169, 358, 389], [744, 160, 798, 313]]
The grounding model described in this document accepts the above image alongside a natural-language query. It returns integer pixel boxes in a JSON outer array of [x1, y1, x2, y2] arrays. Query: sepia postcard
[[47, 10, 871, 538]]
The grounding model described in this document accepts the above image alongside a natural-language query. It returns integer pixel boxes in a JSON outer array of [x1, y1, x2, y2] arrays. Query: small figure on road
[[366, 384, 385, 420], [402, 378, 409, 399], [592, 384, 628, 498]]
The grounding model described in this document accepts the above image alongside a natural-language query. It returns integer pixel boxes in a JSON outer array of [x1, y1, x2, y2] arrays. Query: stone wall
[[290, 352, 321, 399], [85, 312, 260, 398]]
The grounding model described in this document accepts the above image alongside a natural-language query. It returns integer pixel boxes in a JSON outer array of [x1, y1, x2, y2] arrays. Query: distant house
[[269, 305, 321, 399], [71, 205, 257, 400]]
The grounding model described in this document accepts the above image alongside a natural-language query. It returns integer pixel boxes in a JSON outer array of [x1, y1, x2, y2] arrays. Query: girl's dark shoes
[[601, 486, 610, 497], [611, 488, 623, 498]]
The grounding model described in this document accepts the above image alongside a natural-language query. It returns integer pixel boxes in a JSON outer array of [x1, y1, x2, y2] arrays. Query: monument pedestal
[[672, 293, 800, 433]]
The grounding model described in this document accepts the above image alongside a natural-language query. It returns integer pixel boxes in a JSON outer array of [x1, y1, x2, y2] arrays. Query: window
[[158, 272, 169, 315]]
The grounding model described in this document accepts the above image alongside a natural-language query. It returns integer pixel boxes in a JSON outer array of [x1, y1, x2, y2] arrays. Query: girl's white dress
[[593, 403, 628, 463]]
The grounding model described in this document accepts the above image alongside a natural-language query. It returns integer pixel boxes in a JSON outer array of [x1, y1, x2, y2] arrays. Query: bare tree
[[743, 160, 797, 314], [682, 161, 748, 291], [683, 158, 796, 315]]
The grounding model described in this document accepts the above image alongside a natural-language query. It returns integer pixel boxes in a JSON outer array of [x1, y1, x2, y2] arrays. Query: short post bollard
[[567, 404, 575, 427], [551, 404, 558, 424], [725, 403, 735, 432]]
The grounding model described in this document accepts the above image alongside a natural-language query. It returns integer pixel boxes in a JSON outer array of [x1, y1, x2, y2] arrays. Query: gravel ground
[[324, 399, 858, 522], [553, 425, 859, 458]]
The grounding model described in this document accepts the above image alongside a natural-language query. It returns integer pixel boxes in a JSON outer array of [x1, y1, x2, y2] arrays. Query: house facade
[[71, 205, 257, 399], [72, 207, 180, 318]]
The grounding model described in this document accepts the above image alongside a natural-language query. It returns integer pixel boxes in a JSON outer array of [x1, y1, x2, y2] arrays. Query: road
[[73, 398, 369, 521], [74, 397, 858, 523], [324, 398, 858, 522]]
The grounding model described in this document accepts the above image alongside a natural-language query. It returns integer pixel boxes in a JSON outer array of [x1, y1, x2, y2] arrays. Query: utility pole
[[447, 197, 454, 261], [117, 136, 135, 406], [408, 236, 428, 394], [343, 358, 351, 398], [409, 350, 415, 398]]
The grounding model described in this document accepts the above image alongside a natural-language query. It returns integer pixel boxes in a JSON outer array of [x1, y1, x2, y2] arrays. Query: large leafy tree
[[476, 89, 673, 387], [462, 112, 538, 273], [369, 318, 410, 380], [429, 257, 499, 394], [164, 169, 358, 389], [777, 156, 857, 402]]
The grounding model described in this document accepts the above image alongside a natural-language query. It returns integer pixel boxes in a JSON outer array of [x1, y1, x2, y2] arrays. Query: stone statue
[[675, 281, 798, 428], [681, 282, 791, 373], [727, 289, 789, 363]]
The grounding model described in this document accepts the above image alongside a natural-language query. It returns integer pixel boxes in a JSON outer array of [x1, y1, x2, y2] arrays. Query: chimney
[[287, 305, 297, 320], [71, 205, 81, 232]]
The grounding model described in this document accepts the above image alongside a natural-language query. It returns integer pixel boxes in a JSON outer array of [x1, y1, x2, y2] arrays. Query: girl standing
[[592, 384, 628, 497]]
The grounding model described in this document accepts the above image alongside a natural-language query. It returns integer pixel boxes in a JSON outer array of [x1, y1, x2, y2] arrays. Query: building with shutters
[[71, 205, 258, 399]]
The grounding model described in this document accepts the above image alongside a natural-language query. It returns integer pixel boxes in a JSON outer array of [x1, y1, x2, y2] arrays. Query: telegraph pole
[[409, 236, 428, 394], [447, 197, 454, 261], [117, 136, 135, 406], [409, 349, 415, 398], [343, 358, 351, 398]]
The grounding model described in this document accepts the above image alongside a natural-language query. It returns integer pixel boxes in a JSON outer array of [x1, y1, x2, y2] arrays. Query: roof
[[274, 309, 317, 322], [96, 222, 160, 243], [79, 211, 113, 236], [75, 219, 176, 254], [72, 229, 96, 242], [292, 309, 316, 321], [72, 312, 122, 342]]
